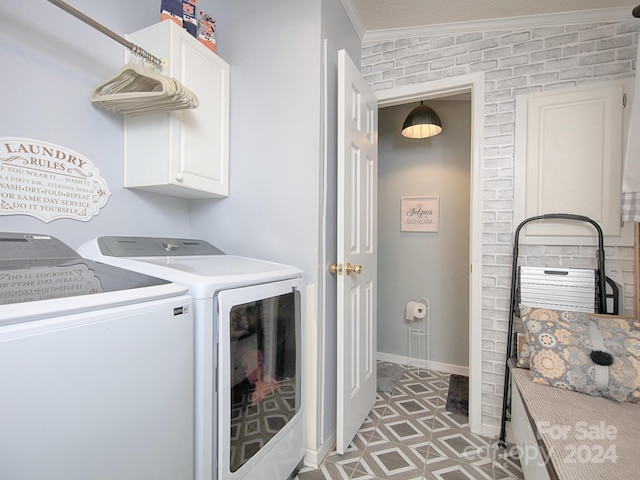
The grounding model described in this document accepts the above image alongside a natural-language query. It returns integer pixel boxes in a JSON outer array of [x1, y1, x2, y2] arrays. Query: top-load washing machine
[[78, 236, 305, 480], [0, 233, 195, 480]]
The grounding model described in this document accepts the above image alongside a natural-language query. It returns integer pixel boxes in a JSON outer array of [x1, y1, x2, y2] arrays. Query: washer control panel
[[0, 233, 78, 262]]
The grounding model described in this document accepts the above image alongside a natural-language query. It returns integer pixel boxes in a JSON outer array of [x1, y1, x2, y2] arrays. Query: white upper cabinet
[[514, 80, 633, 246], [124, 21, 230, 199]]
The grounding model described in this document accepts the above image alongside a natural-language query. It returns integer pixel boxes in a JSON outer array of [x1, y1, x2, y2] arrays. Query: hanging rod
[[47, 0, 164, 68]]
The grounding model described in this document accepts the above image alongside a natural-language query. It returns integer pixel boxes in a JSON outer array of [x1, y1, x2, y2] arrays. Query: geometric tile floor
[[297, 364, 524, 480]]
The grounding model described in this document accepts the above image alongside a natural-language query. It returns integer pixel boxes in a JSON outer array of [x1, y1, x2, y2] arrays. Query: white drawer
[[520, 267, 595, 312]]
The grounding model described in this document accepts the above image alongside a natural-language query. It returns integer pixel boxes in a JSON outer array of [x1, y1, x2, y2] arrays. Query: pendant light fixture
[[401, 101, 443, 139]]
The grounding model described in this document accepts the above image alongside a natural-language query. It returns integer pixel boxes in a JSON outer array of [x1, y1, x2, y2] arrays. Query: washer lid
[[0, 233, 171, 306]]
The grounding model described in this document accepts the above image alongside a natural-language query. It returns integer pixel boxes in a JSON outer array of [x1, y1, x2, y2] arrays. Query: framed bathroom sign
[[401, 196, 439, 232]]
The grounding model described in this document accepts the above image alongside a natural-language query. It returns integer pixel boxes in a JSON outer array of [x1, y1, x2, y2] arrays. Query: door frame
[[376, 72, 484, 434]]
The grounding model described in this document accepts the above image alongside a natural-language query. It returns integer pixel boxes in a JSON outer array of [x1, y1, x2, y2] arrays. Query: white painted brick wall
[[362, 20, 640, 434]]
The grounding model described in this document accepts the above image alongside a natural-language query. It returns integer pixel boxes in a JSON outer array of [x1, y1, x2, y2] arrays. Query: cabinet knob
[[175, 173, 184, 182]]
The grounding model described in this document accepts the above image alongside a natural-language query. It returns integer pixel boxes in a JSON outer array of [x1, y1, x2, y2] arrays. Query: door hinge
[[623, 93, 627, 108]]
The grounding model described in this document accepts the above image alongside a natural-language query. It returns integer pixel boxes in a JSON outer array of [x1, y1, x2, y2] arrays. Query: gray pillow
[[520, 304, 640, 403]]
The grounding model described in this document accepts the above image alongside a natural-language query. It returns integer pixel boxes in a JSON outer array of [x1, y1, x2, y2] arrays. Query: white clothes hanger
[[91, 62, 199, 116], [44, 1, 199, 115]]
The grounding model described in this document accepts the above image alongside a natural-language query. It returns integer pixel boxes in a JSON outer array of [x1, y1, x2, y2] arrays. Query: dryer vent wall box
[[124, 21, 230, 199], [0, 233, 195, 480]]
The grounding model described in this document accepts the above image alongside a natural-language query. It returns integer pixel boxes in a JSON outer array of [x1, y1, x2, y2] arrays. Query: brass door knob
[[328, 263, 363, 275], [345, 263, 363, 275]]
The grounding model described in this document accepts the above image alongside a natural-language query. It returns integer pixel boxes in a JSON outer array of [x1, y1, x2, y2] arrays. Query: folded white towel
[[622, 44, 640, 193]]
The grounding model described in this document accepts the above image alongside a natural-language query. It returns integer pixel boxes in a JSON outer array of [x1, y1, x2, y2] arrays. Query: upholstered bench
[[506, 306, 640, 479], [510, 366, 640, 479]]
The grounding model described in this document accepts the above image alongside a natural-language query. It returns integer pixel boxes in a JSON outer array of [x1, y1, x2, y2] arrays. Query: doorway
[[376, 73, 484, 434], [377, 97, 471, 372]]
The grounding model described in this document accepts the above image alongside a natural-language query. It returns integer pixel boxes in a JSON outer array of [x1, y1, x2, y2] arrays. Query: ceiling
[[351, 0, 638, 32]]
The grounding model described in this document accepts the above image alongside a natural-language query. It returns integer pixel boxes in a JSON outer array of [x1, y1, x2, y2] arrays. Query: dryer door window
[[217, 278, 302, 476]]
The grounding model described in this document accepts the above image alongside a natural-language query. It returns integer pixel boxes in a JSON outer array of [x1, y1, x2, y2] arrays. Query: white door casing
[[335, 49, 378, 455]]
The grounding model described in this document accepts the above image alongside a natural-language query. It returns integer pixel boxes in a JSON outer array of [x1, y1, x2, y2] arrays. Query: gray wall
[[378, 100, 471, 368], [189, 1, 322, 274], [0, 1, 200, 247], [363, 16, 639, 434]]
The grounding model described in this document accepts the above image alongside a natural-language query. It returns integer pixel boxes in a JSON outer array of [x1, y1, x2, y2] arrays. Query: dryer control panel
[[96, 236, 225, 257]]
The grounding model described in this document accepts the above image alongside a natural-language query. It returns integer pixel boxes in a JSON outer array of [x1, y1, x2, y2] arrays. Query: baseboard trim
[[377, 351, 469, 377], [481, 421, 514, 445], [303, 432, 336, 469]]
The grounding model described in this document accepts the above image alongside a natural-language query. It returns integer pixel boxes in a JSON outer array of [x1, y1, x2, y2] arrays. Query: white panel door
[[335, 49, 378, 455]]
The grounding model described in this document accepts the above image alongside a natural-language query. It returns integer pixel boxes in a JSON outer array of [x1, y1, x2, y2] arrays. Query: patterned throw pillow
[[519, 305, 640, 403], [516, 332, 531, 368], [516, 306, 583, 369]]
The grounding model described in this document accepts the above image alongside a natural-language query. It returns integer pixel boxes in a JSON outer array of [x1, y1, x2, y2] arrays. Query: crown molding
[[361, 6, 634, 43], [339, 0, 366, 40]]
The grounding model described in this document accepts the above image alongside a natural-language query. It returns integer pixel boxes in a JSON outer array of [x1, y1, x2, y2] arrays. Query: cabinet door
[[124, 21, 229, 199], [514, 80, 632, 245], [171, 32, 229, 196]]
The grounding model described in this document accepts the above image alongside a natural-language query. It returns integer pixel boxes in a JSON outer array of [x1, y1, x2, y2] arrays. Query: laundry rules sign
[[0, 137, 110, 222]]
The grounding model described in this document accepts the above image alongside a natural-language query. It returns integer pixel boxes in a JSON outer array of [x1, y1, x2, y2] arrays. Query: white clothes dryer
[[0, 233, 194, 480], [79, 236, 305, 480]]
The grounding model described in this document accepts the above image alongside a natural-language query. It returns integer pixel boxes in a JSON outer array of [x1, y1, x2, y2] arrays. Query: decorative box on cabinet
[[124, 21, 229, 199]]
